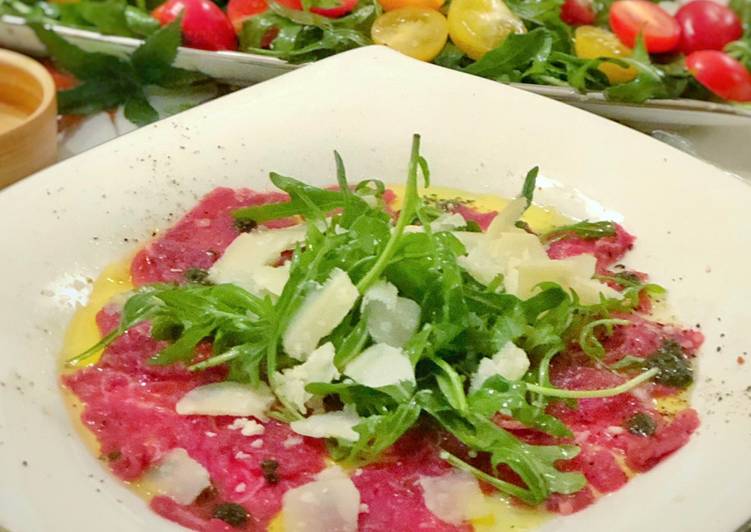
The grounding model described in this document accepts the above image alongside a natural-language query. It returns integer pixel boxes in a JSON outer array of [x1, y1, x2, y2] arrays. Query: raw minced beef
[[63, 188, 702, 529]]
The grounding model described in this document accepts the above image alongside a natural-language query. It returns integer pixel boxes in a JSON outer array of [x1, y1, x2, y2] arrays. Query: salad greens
[[73, 135, 670, 505], [0, 0, 160, 37], [239, 0, 378, 62]]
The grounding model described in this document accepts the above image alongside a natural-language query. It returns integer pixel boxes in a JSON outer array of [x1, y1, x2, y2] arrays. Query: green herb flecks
[[646, 340, 694, 388], [260, 459, 280, 484], [626, 412, 657, 437], [212, 503, 250, 527]]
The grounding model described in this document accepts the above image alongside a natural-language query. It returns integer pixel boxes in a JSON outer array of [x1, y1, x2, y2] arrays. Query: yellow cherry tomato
[[371, 7, 449, 62], [574, 25, 638, 84], [447, 0, 525, 60], [378, 0, 443, 12]]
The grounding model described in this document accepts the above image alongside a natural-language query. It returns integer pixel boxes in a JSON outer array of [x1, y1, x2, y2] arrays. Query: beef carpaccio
[[63, 145, 703, 531]]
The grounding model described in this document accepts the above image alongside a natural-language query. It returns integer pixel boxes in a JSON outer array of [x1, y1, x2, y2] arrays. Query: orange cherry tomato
[[574, 25, 638, 84], [371, 7, 448, 61], [447, 0, 525, 60]]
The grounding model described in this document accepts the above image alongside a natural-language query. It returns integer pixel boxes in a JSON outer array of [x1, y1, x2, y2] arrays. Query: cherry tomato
[[447, 0, 525, 60], [609, 0, 680, 53], [574, 25, 638, 83], [227, 0, 302, 32], [560, 0, 595, 26], [686, 50, 751, 101], [371, 7, 448, 61], [378, 0, 443, 12], [675, 1, 742, 54], [152, 0, 237, 51], [310, 0, 358, 17]]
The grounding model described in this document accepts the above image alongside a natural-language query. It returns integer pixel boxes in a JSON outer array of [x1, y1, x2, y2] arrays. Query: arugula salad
[[62, 135, 703, 530], [2, 0, 751, 121]]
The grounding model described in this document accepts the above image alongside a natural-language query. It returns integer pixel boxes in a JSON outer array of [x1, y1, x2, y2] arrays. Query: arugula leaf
[[540, 220, 617, 243], [233, 174, 360, 223], [433, 42, 469, 69], [469, 375, 572, 437], [71, 283, 274, 373], [464, 29, 553, 80], [356, 134, 427, 293], [418, 389, 585, 504], [330, 400, 421, 463], [604, 35, 688, 103], [502, 0, 571, 53], [520, 166, 539, 207]]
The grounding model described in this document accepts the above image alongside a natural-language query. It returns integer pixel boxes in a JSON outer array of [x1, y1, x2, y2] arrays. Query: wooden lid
[[0, 48, 57, 188]]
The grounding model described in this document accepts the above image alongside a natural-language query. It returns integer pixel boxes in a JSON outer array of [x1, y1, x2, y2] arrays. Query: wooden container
[[0, 48, 57, 188]]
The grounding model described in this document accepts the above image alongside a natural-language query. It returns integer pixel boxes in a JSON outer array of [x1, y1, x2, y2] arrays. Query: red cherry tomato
[[675, 1, 742, 54], [561, 0, 595, 26], [227, 0, 352, 32], [152, 0, 238, 51], [686, 50, 751, 101], [310, 0, 357, 17], [227, 0, 302, 32], [609, 0, 680, 53]]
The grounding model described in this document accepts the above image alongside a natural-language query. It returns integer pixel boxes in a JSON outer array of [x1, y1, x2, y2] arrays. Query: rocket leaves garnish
[[74, 135, 675, 504]]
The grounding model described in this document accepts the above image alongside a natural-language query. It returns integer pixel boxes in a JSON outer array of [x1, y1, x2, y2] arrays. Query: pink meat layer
[[546, 224, 635, 271], [131, 188, 289, 286], [354, 430, 471, 532], [64, 319, 328, 529]]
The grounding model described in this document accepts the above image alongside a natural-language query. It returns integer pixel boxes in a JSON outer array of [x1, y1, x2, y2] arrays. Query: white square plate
[[0, 45, 749, 532]]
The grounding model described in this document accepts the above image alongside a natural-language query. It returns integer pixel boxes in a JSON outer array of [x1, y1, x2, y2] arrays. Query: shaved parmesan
[[228, 417, 265, 436], [344, 343, 415, 388], [208, 225, 306, 296], [361, 280, 398, 308], [458, 231, 547, 286], [282, 466, 360, 532], [290, 406, 361, 442], [362, 281, 420, 348], [283, 268, 359, 360], [418, 470, 490, 525], [430, 213, 467, 232], [515, 254, 620, 304], [459, 226, 619, 305], [276, 342, 340, 414], [470, 342, 530, 392], [140, 448, 210, 505], [175, 381, 275, 420], [452, 230, 486, 251], [485, 197, 528, 237]]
